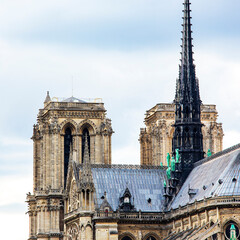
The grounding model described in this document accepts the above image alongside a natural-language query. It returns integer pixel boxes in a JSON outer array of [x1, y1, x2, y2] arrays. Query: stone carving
[[67, 224, 79, 240], [69, 181, 78, 211]]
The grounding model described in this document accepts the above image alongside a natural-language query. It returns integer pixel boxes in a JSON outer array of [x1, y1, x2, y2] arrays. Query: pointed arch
[[85, 224, 93, 240], [60, 119, 78, 135], [143, 232, 160, 240], [119, 232, 136, 240], [223, 219, 240, 240], [59, 120, 78, 187], [78, 120, 97, 164], [78, 119, 97, 135]]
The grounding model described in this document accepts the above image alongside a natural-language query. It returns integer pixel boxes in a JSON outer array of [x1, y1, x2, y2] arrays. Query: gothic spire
[[175, 0, 200, 104], [172, 0, 204, 182]]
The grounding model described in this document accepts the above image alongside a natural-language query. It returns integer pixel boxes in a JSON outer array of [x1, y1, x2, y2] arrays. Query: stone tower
[[140, 104, 223, 166], [172, 0, 204, 179], [26, 93, 113, 240]]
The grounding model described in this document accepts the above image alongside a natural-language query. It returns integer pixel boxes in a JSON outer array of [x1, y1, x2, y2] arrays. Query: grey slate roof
[[171, 145, 240, 209], [91, 165, 166, 212], [62, 97, 86, 103], [69, 145, 240, 213]]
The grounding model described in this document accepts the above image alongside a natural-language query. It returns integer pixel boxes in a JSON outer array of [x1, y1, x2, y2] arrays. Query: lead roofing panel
[[91, 167, 166, 212], [171, 148, 240, 209]]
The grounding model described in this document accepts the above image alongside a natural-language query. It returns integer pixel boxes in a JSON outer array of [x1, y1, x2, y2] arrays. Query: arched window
[[82, 128, 90, 163], [146, 237, 157, 240], [64, 128, 72, 186], [224, 221, 239, 240], [143, 234, 159, 240], [122, 237, 132, 240]]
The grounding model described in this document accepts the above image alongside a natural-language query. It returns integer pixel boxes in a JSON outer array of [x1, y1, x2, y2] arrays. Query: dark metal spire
[[175, 0, 200, 104], [173, 0, 204, 182]]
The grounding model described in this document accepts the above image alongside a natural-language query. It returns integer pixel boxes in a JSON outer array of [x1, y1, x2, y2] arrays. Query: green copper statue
[[166, 167, 171, 180], [160, 162, 163, 167], [167, 153, 170, 167], [207, 149, 212, 157], [230, 224, 237, 240], [164, 180, 167, 188], [171, 157, 176, 171], [176, 149, 180, 163]]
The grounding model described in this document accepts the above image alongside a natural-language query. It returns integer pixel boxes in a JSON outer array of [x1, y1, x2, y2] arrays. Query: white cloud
[[0, 136, 31, 147], [0, 212, 28, 240], [223, 130, 240, 150], [0, 1, 240, 239], [0, 175, 32, 206], [112, 144, 140, 165]]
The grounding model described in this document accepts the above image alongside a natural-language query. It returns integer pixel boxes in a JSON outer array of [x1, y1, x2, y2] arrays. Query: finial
[[83, 133, 90, 164], [44, 91, 51, 103]]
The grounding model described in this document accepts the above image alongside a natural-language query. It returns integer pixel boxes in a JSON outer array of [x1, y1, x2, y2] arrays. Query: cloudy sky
[[1, 0, 240, 239]]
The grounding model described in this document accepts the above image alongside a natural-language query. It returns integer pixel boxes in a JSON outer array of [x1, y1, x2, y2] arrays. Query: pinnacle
[[83, 133, 90, 164], [44, 91, 51, 103]]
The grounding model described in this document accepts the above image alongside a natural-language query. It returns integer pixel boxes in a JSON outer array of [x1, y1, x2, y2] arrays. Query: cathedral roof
[[69, 145, 240, 214], [91, 165, 166, 212], [72, 164, 167, 212], [62, 96, 86, 103], [171, 144, 240, 209]]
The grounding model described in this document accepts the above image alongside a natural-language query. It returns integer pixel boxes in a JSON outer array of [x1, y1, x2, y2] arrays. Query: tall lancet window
[[82, 128, 90, 163], [64, 128, 72, 186]]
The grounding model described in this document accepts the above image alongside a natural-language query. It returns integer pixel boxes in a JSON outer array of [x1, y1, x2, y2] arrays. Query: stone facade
[[139, 103, 223, 166], [25, 0, 236, 239], [26, 95, 238, 240], [64, 194, 240, 239], [27, 94, 113, 240]]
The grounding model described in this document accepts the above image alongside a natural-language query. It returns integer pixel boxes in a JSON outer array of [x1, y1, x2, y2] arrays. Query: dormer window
[[124, 197, 130, 203], [119, 187, 135, 212]]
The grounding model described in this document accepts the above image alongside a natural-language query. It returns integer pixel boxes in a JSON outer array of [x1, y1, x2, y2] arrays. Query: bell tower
[[172, 0, 204, 180], [27, 93, 113, 240]]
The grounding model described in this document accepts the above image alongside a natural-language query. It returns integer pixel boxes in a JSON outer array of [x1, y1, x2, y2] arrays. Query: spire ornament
[[44, 91, 51, 104], [80, 133, 94, 190], [83, 133, 90, 164], [172, 0, 204, 181]]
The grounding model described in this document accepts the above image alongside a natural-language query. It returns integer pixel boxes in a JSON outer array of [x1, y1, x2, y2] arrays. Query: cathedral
[[26, 0, 240, 239]]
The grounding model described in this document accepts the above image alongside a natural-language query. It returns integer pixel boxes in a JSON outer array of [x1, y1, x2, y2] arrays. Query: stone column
[[89, 191, 92, 211]]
